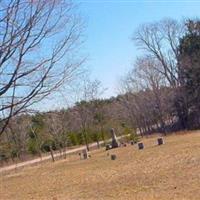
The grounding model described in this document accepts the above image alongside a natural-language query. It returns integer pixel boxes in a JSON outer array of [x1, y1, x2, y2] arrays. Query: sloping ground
[[0, 131, 200, 200]]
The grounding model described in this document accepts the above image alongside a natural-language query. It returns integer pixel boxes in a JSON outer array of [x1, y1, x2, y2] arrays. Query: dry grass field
[[0, 131, 200, 200]]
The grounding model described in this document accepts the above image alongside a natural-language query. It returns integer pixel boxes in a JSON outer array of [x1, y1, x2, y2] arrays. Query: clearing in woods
[[0, 131, 200, 200]]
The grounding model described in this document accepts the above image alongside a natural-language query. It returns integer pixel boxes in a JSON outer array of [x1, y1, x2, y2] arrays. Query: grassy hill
[[0, 131, 200, 200]]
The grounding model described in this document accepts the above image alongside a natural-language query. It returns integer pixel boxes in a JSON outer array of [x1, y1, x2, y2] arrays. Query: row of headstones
[[109, 138, 165, 161], [109, 128, 165, 150], [137, 137, 164, 150], [79, 137, 164, 160], [79, 128, 165, 160], [108, 137, 164, 160], [106, 136, 164, 151]]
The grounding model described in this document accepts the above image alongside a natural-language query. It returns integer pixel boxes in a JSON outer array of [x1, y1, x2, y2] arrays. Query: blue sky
[[75, 0, 200, 98]]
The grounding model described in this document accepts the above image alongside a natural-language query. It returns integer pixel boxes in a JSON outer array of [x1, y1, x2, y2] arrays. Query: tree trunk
[[50, 146, 55, 162], [175, 99, 188, 130], [96, 140, 100, 149], [100, 125, 106, 146], [83, 130, 90, 151], [63, 146, 67, 159]]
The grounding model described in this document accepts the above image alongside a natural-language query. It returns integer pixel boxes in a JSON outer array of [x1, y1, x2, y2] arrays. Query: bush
[[0, 154, 9, 162], [90, 131, 101, 143], [41, 140, 57, 152], [10, 149, 19, 159], [27, 139, 39, 155], [121, 126, 139, 143], [68, 132, 79, 146], [0, 143, 11, 162], [129, 132, 140, 143]]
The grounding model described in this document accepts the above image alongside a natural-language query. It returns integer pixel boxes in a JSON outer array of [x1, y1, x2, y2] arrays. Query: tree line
[[0, 97, 136, 163], [120, 18, 200, 134], [0, 0, 199, 164]]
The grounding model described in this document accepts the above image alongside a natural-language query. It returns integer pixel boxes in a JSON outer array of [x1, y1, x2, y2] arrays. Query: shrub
[[129, 132, 140, 143], [68, 132, 79, 146], [27, 139, 39, 155]]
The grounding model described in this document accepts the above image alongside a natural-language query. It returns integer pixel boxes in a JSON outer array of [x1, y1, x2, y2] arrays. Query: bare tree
[[75, 79, 104, 151], [4, 114, 31, 161], [134, 56, 169, 134], [0, 0, 84, 135], [119, 74, 146, 135], [133, 18, 184, 87], [119, 56, 174, 135], [133, 18, 192, 130], [45, 110, 69, 161]]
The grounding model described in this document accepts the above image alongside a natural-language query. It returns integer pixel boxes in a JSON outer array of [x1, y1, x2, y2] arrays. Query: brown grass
[[0, 130, 200, 200]]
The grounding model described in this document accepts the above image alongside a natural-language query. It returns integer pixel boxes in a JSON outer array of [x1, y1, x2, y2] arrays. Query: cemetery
[[0, 130, 199, 200], [0, 1, 200, 200]]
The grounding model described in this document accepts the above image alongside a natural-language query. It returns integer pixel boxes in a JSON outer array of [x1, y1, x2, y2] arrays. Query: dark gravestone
[[110, 128, 119, 148], [138, 142, 144, 150], [130, 141, 134, 145], [106, 144, 112, 151], [111, 154, 117, 160], [82, 149, 89, 159], [157, 138, 164, 145], [78, 152, 82, 160], [120, 142, 127, 147]]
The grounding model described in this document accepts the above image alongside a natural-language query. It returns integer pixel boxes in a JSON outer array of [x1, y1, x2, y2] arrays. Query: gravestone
[[123, 143, 127, 147], [110, 128, 119, 148], [78, 152, 82, 160], [82, 149, 89, 159], [157, 138, 164, 145], [120, 142, 127, 147], [111, 154, 117, 160], [106, 144, 112, 151], [130, 141, 134, 145], [138, 142, 144, 150]]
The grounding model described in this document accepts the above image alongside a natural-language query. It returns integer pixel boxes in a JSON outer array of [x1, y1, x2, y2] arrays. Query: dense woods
[[0, 2, 200, 165]]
